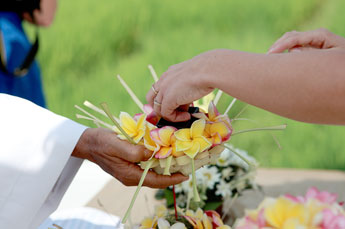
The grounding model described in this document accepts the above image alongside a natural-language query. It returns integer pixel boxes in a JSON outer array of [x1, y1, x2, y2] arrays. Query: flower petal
[[191, 119, 206, 137], [208, 101, 220, 121], [175, 128, 191, 141], [158, 126, 177, 146], [175, 140, 193, 152], [184, 141, 200, 159], [210, 121, 232, 140], [150, 128, 164, 146], [155, 147, 172, 159], [194, 136, 212, 152], [120, 112, 137, 134], [136, 113, 147, 130]]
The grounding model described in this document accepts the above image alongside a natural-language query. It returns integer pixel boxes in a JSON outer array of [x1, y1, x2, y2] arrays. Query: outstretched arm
[[147, 29, 345, 125]]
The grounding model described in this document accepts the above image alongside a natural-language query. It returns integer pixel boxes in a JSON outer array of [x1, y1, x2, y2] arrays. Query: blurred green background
[[28, 0, 345, 170]]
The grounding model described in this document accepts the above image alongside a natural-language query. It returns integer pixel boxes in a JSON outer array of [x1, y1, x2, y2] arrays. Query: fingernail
[[144, 150, 153, 159]]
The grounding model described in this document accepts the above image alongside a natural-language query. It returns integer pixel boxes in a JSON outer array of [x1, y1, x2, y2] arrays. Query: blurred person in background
[[0, 0, 57, 107], [147, 28, 345, 126]]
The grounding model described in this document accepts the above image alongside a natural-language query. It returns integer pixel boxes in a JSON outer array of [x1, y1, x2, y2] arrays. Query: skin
[[147, 28, 345, 125], [23, 0, 58, 27], [72, 128, 188, 189]]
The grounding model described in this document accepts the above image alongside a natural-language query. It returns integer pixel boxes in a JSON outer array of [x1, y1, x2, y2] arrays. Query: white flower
[[157, 218, 170, 229], [157, 218, 186, 229], [174, 183, 184, 194], [224, 144, 257, 170], [215, 180, 231, 198], [222, 167, 233, 179], [216, 148, 232, 167], [181, 175, 193, 193], [196, 166, 221, 189]]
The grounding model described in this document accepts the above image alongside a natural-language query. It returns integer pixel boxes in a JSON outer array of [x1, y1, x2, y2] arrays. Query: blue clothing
[[0, 12, 45, 107]]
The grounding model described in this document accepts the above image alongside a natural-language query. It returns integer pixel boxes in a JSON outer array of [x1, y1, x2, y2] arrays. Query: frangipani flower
[[175, 119, 212, 158], [143, 122, 160, 154], [116, 112, 146, 143], [150, 126, 183, 158], [140, 217, 157, 229], [204, 121, 232, 146], [264, 197, 308, 228], [194, 101, 232, 128]]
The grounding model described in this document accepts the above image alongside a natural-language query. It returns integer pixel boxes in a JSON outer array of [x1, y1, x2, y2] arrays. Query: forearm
[[207, 49, 345, 125]]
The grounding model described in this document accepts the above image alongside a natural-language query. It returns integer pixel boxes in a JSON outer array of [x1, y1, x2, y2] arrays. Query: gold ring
[[154, 100, 161, 106], [151, 85, 158, 95]]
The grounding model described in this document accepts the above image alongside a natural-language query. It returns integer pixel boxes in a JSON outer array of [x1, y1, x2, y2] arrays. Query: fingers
[[116, 160, 188, 188], [268, 28, 334, 54], [160, 96, 191, 122], [143, 171, 188, 189], [101, 129, 152, 162]]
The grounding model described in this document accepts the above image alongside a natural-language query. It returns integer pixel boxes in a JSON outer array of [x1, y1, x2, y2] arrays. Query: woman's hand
[[268, 28, 345, 53], [146, 50, 219, 122], [72, 128, 188, 189], [23, 0, 57, 27]]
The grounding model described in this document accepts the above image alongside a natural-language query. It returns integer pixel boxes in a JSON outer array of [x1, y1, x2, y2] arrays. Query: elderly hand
[[268, 28, 345, 53], [72, 128, 188, 189], [146, 50, 220, 122], [23, 0, 57, 27]]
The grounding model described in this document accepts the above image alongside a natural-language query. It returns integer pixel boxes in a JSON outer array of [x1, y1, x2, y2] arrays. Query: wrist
[[200, 49, 232, 90], [71, 128, 96, 161]]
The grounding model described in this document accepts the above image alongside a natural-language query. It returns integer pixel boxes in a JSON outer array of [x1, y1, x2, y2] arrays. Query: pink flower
[[143, 104, 159, 125], [236, 209, 266, 229], [284, 187, 338, 205], [321, 209, 345, 229], [305, 187, 338, 205]]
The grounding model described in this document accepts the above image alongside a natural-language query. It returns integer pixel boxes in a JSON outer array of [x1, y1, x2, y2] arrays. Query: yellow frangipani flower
[[116, 112, 146, 143], [155, 205, 168, 218], [150, 126, 184, 158], [204, 122, 232, 146], [175, 119, 212, 158], [140, 217, 157, 229], [265, 197, 308, 228], [143, 122, 160, 153]]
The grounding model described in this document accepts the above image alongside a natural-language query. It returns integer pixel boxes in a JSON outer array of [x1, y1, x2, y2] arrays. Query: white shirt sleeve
[[0, 94, 87, 229]]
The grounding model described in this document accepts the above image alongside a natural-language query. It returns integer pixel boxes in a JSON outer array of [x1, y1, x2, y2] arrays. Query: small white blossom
[[215, 180, 231, 198], [222, 167, 233, 179], [174, 183, 184, 194], [181, 175, 193, 193], [197, 166, 221, 189]]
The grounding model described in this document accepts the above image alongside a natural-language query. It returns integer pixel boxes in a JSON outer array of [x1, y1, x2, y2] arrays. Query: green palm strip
[[191, 159, 200, 202], [122, 159, 154, 223], [100, 102, 136, 144], [231, 124, 287, 136]]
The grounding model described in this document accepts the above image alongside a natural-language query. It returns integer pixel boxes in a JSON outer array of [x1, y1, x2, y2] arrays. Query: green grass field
[[29, 0, 345, 170]]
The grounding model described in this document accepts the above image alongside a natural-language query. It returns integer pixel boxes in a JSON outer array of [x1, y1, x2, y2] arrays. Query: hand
[[23, 0, 57, 27], [146, 50, 218, 122], [268, 28, 345, 53], [72, 128, 188, 189]]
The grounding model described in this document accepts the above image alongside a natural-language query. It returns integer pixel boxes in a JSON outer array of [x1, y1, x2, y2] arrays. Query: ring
[[151, 85, 158, 95], [154, 100, 161, 106]]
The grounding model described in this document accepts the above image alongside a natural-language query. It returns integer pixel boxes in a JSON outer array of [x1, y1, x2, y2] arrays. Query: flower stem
[[100, 102, 136, 144], [231, 124, 287, 136], [191, 159, 200, 202], [173, 185, 178, 220], [122, 159, 154, 223]]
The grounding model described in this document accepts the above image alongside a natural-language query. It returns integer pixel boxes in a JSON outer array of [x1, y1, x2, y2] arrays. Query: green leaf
[[204, 201, 222, 211]]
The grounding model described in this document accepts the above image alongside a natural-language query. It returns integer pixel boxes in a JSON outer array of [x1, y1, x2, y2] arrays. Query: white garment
[[0, 94, 87, 229], [38, 207, 123, 229]]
